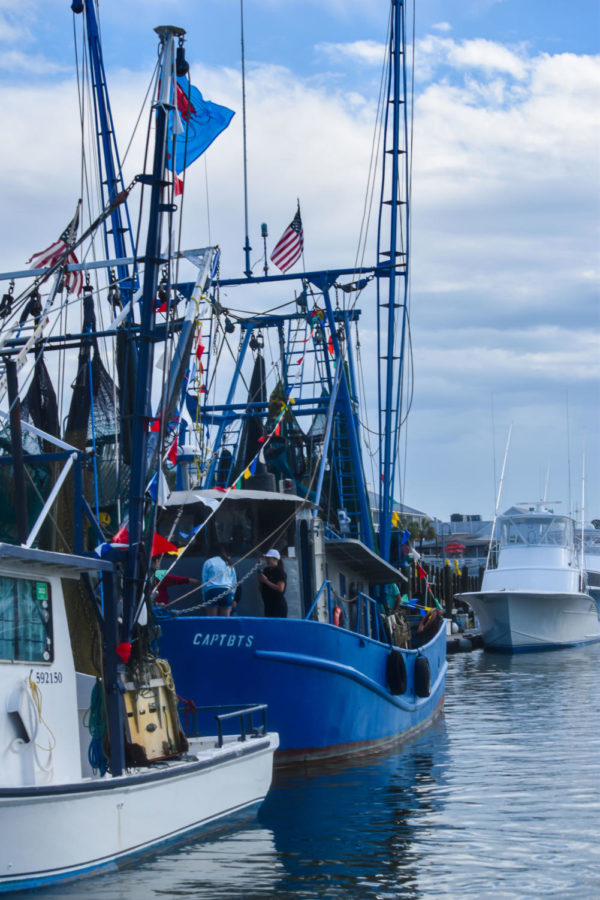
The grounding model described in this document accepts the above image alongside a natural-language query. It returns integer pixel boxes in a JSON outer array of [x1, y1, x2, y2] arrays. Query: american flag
[[27, 204, 83, 295], [270, 207, 304, 273]]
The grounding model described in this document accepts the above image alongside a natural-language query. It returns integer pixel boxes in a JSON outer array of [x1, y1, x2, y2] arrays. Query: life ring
[[386, 650, 407, 695], [414, 655, 431, 698], [332, 605, 343, 627]]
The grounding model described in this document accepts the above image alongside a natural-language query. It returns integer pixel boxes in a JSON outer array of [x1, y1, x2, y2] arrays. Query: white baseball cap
[[264, 549, 280, 559]]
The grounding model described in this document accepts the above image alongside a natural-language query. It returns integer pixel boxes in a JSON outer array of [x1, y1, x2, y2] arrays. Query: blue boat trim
[[486, 636, 600, 654]]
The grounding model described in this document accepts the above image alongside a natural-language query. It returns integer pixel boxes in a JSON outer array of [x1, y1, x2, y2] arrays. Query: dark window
[[0, 576, 53, 663]]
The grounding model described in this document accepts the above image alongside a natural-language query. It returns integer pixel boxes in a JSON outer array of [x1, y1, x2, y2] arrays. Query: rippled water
[[28, 644, 600, 899]]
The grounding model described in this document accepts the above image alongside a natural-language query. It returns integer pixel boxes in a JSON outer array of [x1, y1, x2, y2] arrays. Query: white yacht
[[457, 504, 600, 652]]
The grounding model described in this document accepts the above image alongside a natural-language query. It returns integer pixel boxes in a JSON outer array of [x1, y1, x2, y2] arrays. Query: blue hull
[[159, 616, 447, 763]]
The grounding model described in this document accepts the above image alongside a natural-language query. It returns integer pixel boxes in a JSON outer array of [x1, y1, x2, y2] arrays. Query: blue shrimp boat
[[157, 0, 447, 762]]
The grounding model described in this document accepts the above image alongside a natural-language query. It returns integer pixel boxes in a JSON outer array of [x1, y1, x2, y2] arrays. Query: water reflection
[[258, 722, 449, 898], [12, 644, 600, 898], [35, 722, 450, 900]]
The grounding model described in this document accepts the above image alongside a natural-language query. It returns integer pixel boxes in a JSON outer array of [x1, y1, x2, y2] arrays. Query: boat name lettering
[[192, 633, 254, 648], [34, 671, 63, 684]]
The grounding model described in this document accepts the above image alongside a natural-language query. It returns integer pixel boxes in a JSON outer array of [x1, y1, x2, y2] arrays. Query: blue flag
[[171, 76, 234, 175]]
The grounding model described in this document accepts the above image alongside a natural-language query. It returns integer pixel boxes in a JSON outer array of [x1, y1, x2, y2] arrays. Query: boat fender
[[332, 605, 343, 627], [414, 655, 431, 698], [386, 650, 407, 695]]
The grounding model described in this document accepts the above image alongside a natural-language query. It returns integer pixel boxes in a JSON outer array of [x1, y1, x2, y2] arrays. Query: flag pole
[[296, 197, 306, 271], [240, 0, 252, 278]]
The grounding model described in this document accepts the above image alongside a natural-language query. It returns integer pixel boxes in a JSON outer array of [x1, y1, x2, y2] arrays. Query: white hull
[[0, 734, 277, 893], [462, 590, 600, 651]]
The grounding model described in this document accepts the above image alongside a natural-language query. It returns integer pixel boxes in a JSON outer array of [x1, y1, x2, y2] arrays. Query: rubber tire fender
[[414, 654, 431, 698], [386, 649, 407, 695]]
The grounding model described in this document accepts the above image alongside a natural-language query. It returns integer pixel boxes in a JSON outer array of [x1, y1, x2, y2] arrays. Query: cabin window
[[0, 576, 53, 664], [501, 516, 571, 548]]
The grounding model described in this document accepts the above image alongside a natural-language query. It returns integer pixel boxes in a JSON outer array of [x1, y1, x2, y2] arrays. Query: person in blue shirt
[[201, 545, 237, 616]]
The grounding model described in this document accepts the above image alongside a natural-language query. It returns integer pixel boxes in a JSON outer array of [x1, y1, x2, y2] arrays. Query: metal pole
[[123, 27, 181, 637], [240, 0, 252, 277], [5, 360, 28, 544]]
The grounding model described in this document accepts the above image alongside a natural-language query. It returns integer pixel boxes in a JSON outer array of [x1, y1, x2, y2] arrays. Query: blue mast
[[72, 0, 137, 303], [377, 0, 410, 561], [121, 26, 184, 637]]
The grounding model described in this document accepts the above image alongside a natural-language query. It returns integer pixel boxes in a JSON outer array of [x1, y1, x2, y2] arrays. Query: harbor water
[[29, 643, 600, 899]]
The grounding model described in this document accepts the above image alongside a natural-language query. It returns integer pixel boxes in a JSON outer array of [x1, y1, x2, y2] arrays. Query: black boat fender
[[414, 654, 431, 698], [386, 649, 407, 695]]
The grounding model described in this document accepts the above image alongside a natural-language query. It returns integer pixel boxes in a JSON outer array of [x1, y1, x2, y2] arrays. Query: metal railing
[[304, 580, 385, 642], [178, 701, 268, 748]]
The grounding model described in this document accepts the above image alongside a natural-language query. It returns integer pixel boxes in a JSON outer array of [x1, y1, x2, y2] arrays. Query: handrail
[[178, 701, 268, 747], [304, 580, 386, 643], [304, 580, 331, 621]]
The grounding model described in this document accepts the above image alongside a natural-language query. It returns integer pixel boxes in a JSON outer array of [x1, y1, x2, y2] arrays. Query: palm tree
[[406, 517, 436, 553]]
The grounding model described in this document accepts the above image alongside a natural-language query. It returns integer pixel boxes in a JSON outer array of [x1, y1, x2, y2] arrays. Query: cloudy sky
[[0, 0, 598, 522]]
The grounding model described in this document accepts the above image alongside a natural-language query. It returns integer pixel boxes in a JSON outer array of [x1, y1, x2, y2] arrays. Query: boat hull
[[461, 590, 600, 652], [0, 735, 277, 893], [159, 616, 447, 763]]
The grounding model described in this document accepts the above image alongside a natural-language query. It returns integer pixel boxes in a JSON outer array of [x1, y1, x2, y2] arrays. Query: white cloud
[[0, 27, 598, 519], [417, 35, 529, 81], [0, 49, 68, 74], [0, 0, 35, 42], [316, 39, 386, 67]]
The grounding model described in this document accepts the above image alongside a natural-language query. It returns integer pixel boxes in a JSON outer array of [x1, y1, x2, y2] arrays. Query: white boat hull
[[462, 590, 600, 651], [0, 734, 277, 893]]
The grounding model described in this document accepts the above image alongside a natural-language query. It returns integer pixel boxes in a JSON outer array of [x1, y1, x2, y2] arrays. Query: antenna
[[240, 0, 252, 278], [486, 424, 512, 571], [566, 390, 572, 515], [543, 464, 550, 502], [580, 451, 586, 590]]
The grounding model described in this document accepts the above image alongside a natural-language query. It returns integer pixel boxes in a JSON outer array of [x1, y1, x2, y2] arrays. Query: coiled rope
[[84, 678, 109, 776]]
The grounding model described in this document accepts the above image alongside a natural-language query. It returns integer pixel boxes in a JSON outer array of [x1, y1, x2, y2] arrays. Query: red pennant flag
[[112, 525, 130, 544], [116, 642, 132, 664], [274, 424, 281, 436], [174, 173, 183, 196], [327, 335, 334, 355], [167, 436, 178, 464], [150, 418, 161, 433], [151, 532, 179, 557], [417, 564, 427, 579]]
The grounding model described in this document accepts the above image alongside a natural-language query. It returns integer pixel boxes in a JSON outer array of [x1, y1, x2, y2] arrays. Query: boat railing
[[178, 701, 268, 746], [355, 590, 385, 642], [304, 579, 334, 622], [304, 580, 386, 642]]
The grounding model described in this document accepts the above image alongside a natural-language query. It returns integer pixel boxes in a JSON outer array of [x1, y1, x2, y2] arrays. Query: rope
[[83, 678, 108, 776]]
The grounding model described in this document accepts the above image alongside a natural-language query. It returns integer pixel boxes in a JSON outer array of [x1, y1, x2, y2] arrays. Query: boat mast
[[377, 0, 410, 561], [73, 0, 137, 302], [122, 26, 184, 637]]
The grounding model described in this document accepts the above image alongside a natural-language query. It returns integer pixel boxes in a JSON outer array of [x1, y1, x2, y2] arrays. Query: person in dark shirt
[[258, 549, 288, 618]]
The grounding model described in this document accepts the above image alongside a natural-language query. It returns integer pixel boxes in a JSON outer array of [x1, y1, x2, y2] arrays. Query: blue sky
[[0, 0, 598, 521]]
